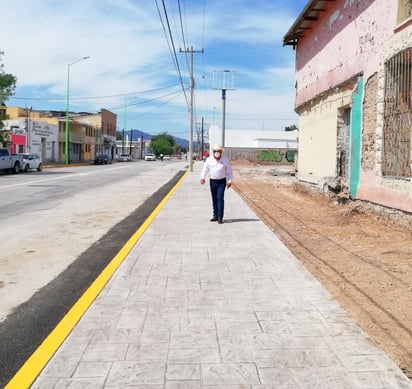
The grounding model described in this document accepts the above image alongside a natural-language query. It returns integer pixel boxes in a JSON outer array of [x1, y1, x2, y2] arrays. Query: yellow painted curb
[[5, 169, 189, 389]]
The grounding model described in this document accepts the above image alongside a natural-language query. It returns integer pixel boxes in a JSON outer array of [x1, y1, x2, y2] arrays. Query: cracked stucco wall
[[294, 0, 412, 211], [361, 73, 378, 172], [295, 0, 393, 108]]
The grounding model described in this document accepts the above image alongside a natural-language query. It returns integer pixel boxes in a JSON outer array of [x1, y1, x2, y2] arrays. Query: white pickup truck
[[0, 148, 23, 174]]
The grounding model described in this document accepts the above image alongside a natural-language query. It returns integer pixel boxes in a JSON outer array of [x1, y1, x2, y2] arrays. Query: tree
[[150, 132, 175, 156], [0, 52, 17, 110], [0, 52, 17, 146]]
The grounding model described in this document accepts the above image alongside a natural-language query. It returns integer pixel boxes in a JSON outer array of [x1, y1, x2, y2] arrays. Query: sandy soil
[[231, 160, 412, 380]]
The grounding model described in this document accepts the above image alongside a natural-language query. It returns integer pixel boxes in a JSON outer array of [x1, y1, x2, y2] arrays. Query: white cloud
[[2, 0, 305, 135]]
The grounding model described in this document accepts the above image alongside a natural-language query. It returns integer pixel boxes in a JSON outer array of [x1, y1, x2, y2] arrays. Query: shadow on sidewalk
[[224, 218, 260, 223]]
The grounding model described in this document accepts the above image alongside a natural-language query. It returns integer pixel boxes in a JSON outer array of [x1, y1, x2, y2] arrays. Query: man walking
[[200, 144, 233, 224]]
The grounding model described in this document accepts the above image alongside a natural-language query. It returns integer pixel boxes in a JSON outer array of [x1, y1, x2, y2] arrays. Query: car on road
[[94, 154, 112, 164], [118, 153, 132, 162], [145, 153, 156, 161], [19, 153, 43, 172], [163, 155, 171, 160], [0, 148, 23, 174]]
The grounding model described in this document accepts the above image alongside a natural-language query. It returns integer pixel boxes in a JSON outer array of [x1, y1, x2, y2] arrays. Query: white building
[[3, 119, 58, 162], [208, 125, 298, 149]]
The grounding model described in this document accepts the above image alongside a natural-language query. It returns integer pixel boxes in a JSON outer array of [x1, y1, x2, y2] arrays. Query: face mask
[[214, 152, 221, 159]]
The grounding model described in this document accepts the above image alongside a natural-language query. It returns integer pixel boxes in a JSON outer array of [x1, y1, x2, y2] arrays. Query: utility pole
[[201, 117, 204, 160], [122, 128, 125, 155], [25, 105, 31, 152], [196, 118, 210, 160], [129, 129, 133, 156], [180, 47, 203, 171], [123, 100, 126, 153], [196, 125, 201, 157]]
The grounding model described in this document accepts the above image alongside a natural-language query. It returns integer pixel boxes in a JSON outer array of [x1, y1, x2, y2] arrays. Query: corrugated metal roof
[[283, 0, 337, 48]]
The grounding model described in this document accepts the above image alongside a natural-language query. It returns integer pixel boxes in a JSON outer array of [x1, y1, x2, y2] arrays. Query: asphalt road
[[0, 160, 188, 387]]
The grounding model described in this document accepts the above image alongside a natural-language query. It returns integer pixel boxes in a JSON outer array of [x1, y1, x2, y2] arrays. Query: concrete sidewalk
[[19, 163, 411, 388]]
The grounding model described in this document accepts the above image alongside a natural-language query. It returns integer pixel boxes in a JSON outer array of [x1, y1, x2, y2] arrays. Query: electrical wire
[[10, 84, 183, 102], [109, 89, 183, 111], [197, 0, 209, 127], [154, 0, 189, 108], [177, 0, 190, 74], [125, 88, 188, 122]]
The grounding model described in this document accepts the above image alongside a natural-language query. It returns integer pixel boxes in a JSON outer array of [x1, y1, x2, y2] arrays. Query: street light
[[65, 56, 90, 164], [212, 70, 235, 147]]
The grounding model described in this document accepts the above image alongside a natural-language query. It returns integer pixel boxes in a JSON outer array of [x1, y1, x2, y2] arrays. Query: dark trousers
[[210, 178, 226, 219]]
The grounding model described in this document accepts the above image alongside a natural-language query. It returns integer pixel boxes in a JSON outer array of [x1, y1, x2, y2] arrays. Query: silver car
[[144, 153, 156, 161], [20, 153, 43, 172], [118, 153, 132, 162]]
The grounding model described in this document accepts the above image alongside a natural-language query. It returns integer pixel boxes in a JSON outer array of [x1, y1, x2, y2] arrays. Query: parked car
[[0, 148, 23, 174], [144, 153, 156, 161], [163, 155, 171, 160], [19, 153, 43, 172], [94, 154, 112, 164], [118, 153, 131, 162]]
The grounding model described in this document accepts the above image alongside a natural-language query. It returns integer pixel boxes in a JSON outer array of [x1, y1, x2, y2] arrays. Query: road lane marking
[[0, 165, 135, 189], [5, 168, 189, 389]]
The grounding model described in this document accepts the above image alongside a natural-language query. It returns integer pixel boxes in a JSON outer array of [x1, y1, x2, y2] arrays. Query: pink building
[[11, 130, 26, 154], [284, 0, 412, 212]]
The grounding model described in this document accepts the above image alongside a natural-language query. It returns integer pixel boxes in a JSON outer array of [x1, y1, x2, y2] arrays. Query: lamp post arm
[[70, 56, 90, 67]]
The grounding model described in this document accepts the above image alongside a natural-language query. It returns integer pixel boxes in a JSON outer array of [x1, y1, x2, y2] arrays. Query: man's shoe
[[218, 218, 223, 224], [210, 217, 217, 222]]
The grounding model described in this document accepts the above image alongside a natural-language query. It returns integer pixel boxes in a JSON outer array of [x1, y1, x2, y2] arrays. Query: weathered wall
[[295, 0, 395, 107], [356, 22, 412, 212], [291, 0, 412, 212], [296, 87, 353, 184], [225, 147, 296, 165], [361, 73, 378, 172]]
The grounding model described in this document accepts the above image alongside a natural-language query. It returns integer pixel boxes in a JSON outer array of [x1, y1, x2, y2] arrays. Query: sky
[[2, 0, 308, 140]]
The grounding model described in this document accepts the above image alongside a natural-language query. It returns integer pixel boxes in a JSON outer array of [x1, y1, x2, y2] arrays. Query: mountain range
[[122, 129, 191, 149]]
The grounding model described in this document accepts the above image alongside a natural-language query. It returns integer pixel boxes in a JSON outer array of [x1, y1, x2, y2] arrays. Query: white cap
[[213, 144, 224, 151]]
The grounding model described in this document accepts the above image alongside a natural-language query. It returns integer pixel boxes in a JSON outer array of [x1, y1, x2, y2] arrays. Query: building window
[[383, 48, 412, 177]]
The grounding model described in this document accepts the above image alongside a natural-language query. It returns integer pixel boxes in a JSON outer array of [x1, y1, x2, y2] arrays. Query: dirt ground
[[231, 160, 412, 380]]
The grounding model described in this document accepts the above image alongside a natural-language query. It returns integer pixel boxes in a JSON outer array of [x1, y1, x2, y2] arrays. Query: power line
[[154, 0, 189, 108], [108, 89, 184, 111], [10, 84, 182, 102], [124, 91, 185, 122], [177, 0, 190, 74]]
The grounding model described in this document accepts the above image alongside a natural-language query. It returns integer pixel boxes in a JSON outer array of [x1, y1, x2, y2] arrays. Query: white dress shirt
[[200, 156, 233, 182]]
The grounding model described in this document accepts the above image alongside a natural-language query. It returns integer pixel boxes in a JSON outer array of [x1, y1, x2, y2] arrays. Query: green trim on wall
[[349, 77, 363, 197]]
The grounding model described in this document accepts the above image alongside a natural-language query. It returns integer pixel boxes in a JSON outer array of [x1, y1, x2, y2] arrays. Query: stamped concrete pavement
[[16, 163, 412, 388]]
